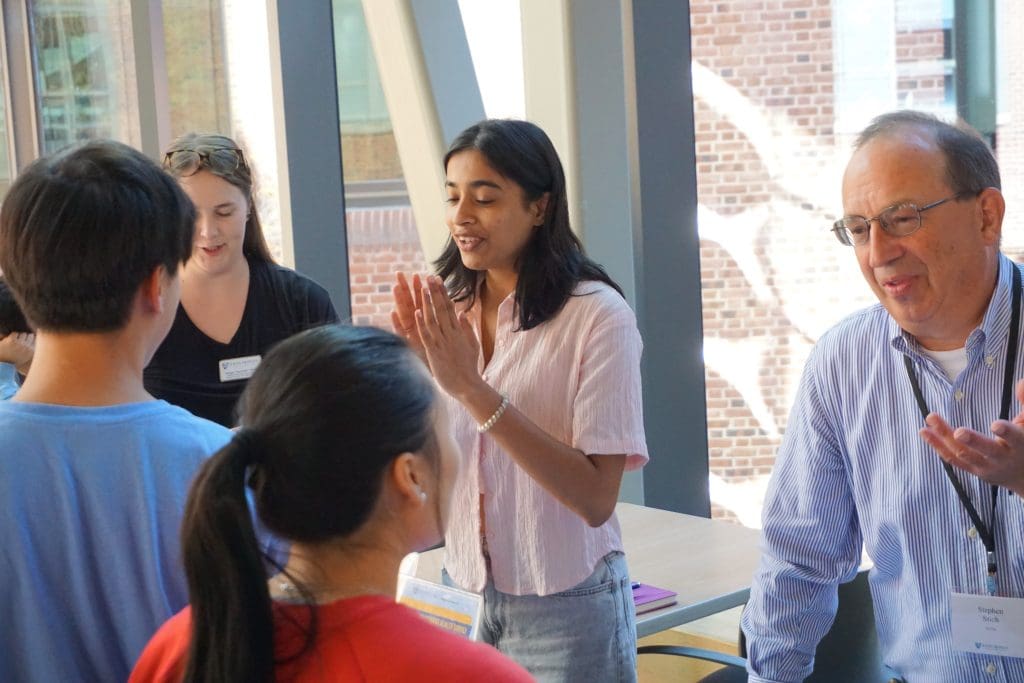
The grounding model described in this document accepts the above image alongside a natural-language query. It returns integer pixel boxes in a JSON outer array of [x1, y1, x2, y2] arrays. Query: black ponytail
[[181, 434, 275, 683]]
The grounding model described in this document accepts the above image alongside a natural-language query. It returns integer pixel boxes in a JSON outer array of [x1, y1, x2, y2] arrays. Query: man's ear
[[977, 187, 1005, 246], [139, 265, 170, 315]]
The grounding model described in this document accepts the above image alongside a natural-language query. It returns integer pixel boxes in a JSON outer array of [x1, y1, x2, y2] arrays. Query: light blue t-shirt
[[0, 399, 231, 682], [0, 362, 18, 399]]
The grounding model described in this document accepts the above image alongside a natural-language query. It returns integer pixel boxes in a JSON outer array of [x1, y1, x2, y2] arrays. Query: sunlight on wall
[[223, 0, 283, 262], [457, 0, 525, 119]]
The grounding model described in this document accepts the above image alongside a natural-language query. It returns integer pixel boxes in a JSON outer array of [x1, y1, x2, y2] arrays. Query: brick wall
[[342, 132, 404, 182], [692, 0, 840, 520], [346, 206, 428, 328]]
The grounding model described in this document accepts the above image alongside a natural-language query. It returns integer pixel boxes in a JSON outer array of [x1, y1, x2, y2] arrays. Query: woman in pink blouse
[[392, 119, 648, 681]]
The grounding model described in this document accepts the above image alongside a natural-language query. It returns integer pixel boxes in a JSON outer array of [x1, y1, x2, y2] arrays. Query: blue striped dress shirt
[[743, 254, 1024, 682]]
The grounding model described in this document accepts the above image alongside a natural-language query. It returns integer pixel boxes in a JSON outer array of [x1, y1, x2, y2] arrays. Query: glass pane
[[332, 0, 428, 327], [0, 48, 13, 198], [29, 0, 139, 154], [693, 0, 975, 526], [161, 0, 284, 262], [161, 0, 231, 136]]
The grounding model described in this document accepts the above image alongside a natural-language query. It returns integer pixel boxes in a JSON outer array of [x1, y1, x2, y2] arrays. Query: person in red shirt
[[131, 325, 532, 682]]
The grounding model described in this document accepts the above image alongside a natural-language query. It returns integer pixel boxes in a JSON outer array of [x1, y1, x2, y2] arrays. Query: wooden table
[[617, 502, 761, 637], [414, 501, 762, 638]]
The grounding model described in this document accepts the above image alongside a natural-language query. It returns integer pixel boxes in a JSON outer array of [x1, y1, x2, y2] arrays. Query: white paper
[[950, 592, 1024, 658]]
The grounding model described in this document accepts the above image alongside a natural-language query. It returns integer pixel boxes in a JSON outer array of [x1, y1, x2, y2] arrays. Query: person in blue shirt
[[743, 111, 1024, 682], [0, 140, 232, 681], [0, 276, 33, 399]]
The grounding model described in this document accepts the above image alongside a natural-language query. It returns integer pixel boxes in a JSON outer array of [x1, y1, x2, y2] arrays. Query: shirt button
[[968, 526, 978, 539], [986, 662, 997, 675], [985, 355, 995, 367], [954, 389, 965, 401]]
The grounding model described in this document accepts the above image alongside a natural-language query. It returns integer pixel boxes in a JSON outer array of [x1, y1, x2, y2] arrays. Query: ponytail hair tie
[[232, 428, 267, 467]]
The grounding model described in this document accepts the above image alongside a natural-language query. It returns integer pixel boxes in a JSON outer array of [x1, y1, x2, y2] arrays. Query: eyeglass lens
[[838, 204, 920, 245]]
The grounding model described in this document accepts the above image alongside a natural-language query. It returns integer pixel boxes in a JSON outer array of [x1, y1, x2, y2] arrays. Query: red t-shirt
[[130, 595, 533, 682]]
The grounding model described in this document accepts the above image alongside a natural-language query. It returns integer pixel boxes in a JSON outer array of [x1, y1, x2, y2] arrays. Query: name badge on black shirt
[[219, 355, 261, 382]]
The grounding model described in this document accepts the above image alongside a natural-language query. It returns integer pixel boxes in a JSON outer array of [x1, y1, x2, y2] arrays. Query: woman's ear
[[388, 452, 430, 505], [530, 192, 550, 227]]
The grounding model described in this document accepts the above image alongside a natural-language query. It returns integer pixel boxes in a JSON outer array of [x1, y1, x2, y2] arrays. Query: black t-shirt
[[144, 259, 339, 426]]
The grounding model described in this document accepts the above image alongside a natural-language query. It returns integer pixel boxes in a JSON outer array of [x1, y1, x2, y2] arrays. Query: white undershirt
[[920, 346, 968, 382]]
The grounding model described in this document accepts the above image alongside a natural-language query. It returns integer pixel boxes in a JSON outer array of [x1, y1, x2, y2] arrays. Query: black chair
[[638, 570, 889, 682]]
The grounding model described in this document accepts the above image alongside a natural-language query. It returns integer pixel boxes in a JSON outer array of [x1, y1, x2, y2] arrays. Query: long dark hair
[[434, 119, 622, 330], [180, 325, 437, 682], [163, 132, 275, 263]]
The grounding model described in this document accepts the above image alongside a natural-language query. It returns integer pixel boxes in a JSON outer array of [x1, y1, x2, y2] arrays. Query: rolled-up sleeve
[[571, 298, 649, 470]]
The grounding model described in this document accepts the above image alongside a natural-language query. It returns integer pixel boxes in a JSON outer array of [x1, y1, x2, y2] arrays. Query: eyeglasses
[[163, 146, 245, 177], [831, 192, 972, 246]]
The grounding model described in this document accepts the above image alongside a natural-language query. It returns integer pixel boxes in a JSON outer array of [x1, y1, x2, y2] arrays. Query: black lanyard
[[902, 265, 1021, 596]]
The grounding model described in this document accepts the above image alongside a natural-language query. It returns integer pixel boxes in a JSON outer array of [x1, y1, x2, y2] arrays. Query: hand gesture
[[415, 275, 482, 400], [390, 271, 427, 365], [920, 378, 1024, 496], [0, 331, 34, 374]]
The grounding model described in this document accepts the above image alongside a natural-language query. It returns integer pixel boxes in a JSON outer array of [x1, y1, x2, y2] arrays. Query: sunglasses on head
[[163, 146, 245, 177]]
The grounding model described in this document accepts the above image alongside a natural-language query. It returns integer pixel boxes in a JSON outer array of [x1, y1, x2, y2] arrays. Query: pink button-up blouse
[[441, 280, 649, 596]]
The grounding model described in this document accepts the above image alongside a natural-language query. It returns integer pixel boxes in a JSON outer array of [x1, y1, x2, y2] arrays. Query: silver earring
[[419, 490, 427, 501]]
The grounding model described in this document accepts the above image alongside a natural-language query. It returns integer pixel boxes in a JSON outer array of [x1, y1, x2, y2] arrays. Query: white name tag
[[396, 574, 484, 641], [951, 592, 1024, 658], [218, 355, 261, 382]]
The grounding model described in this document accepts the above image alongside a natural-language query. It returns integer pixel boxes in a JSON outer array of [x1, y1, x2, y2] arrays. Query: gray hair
[[855, 110, 1001, 193]]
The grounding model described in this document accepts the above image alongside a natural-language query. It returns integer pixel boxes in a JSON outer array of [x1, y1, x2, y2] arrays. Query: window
[[332, 0, 426, 327], [29, 0, 139, 153], [691, 0, 1018, 526], [161, 0, 231, 136], [0, 41, 13, 198]]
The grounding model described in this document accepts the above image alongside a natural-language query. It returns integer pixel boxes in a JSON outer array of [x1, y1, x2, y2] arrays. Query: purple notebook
[[632, 582, 678, 614]]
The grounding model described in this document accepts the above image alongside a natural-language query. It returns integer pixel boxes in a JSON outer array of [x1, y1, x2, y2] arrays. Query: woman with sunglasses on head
[[392, 119, 648, 682], [131, 325, 533, 683], [144, 133, 338, 427]]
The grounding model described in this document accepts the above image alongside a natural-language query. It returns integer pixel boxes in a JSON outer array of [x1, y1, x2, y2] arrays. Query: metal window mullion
[[128, 0, 171, 160], [3, 0, 40, 170]]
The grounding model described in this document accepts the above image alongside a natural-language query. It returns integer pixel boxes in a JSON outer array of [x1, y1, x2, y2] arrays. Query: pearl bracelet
[[477, 393, 510, 433]]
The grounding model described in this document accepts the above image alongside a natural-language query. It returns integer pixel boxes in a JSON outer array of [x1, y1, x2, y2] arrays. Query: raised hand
[[414, 275, 482, 400], [390, 271, 427, 365], [0, 331, 34, 374], [919, 378, 1024, 496]]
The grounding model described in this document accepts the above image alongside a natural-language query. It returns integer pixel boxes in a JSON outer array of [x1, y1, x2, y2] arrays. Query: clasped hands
[[920, 378, 1024, 496], [391, 272, 483, 400]]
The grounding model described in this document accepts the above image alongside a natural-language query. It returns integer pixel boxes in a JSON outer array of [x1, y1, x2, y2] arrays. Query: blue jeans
[[444, 551, 637, 682]]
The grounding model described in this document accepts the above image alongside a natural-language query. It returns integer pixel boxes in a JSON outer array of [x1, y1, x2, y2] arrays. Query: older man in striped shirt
[[743, 111, 1024, 682]]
